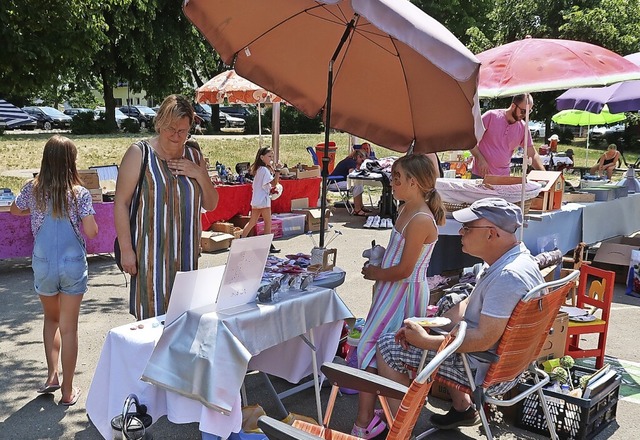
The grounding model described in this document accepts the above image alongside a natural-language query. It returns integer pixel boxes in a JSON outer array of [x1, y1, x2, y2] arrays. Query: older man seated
[[375, 198, 544, 429]]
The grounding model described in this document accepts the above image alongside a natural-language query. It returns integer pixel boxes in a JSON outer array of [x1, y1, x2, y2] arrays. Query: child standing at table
[[352, 154, 445, 438], [10, 135, 98, 406], [241, 146, 282, 253]]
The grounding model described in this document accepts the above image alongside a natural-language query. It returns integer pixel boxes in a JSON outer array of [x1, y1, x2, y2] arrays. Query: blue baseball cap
[[453, 197, 522, 233]]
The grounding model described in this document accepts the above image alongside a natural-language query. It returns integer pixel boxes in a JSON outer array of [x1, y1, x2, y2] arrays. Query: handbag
[[114, 142, 148, 271]]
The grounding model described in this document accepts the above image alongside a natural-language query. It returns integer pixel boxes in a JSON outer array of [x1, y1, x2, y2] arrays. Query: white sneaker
[[371, 216, 381, 229], [363, 216, 375, 229]]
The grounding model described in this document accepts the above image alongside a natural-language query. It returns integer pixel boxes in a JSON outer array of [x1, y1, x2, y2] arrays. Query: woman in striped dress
[[352, 154, 445, 438], [115, 95, 218, 320]]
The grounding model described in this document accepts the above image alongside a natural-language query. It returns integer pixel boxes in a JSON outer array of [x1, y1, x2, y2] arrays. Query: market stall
[[201, 177, 321, 230], [0, 203, 117, 260]]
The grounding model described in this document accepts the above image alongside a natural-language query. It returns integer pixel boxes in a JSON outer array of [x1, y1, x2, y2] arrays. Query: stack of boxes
[[79, 169, 102, 203]]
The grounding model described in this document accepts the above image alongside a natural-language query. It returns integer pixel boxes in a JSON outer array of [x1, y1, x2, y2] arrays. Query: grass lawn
[[0, 130, 637, 193]]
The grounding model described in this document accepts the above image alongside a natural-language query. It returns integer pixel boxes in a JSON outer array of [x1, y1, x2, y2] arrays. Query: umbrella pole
[[520, 98, 530, 242], [319, 14, 358, 248], [258, 103, 263, 147], [586, 124, 590, 166], [272, 102, 281, 164]]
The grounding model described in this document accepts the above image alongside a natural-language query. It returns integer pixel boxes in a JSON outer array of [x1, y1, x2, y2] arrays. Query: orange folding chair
[[565, 265, 615, 369], [431, 269, 579, 440], [257, 322, 467, 440]]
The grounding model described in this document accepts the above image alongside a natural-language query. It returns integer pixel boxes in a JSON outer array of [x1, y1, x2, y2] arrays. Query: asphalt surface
[[1, 207, 639, 439]]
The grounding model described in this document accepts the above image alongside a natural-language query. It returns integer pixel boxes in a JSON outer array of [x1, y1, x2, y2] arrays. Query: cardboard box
[[201, 231, 234, 252], [536, 311, 569, 363], [211, 222, 235, 234], [79, 169, 100, 189], [295, 165, 321, 179], [563, 191, 596, 203], [291, 197, 330, 232], [592, 235, 640, 283], [89, 188, 103, 204]]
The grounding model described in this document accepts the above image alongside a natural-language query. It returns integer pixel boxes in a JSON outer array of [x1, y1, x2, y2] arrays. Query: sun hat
[[452, 197, 523, 233], [548, 134, 559, 141]]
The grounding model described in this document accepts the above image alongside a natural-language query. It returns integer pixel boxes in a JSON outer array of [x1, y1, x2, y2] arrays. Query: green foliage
[[121, 118, 140, 134], [70, 112, 110, 135], [264, 106, 324, 135]]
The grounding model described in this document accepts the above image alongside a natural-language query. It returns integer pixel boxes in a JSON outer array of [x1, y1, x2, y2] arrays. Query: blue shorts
[[33, 254, 88, 296]]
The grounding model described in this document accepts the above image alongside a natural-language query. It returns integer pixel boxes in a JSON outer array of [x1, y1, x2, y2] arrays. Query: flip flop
[[353, 209, 367, 217], [37, 383, 61, 394], [60, 387, 81, 406]]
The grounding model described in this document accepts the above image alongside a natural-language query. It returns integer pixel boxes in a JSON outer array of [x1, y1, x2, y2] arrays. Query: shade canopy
[[556, 53, 640, 114], [551, 106, 626, 127], [196, 70, 284, 105], [477, 37, 640, 99], [0, 99, 31, 128], [184, 0, 484, 155]]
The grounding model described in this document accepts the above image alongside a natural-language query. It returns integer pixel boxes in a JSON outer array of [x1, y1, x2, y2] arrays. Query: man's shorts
[[377, 332, 519, 396]]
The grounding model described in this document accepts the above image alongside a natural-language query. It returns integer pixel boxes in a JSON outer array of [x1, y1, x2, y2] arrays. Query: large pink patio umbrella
[[197, 69, 284, 151], [476, 37, 640, 236]]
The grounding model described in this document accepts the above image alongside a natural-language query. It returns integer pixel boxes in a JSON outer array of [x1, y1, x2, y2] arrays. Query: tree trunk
[[101, 69, 118, 132]]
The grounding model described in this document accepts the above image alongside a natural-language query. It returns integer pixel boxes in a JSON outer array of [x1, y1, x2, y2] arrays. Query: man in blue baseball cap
[[375, 197, 544, 429]]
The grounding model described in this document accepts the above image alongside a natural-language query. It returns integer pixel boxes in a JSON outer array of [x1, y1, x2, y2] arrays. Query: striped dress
[[130, 140, 204, 320], [357, 211, 436, 369]]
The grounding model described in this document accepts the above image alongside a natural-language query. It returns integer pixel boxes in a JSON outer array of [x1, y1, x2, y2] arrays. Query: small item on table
[[406, 316, 451, 328]]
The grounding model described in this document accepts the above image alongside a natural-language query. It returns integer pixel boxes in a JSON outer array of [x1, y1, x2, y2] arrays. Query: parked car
[[193, 103, 213, 125], [22, 106, 73, 130], [119, 105, 156, 128], [63, 108, 94, 116], [528, 121, 546, 138], [221, 111, 246, 128], [95, 107, 140, 130], [220, 105, 251, 121], [588, 124, 625, 141]]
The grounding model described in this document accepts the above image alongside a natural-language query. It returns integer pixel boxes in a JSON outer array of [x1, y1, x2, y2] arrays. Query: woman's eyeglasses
[[165, 127, 189, 137]]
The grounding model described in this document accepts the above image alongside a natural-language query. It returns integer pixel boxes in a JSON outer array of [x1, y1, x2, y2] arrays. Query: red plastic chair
[[565, 265, 615, 369]]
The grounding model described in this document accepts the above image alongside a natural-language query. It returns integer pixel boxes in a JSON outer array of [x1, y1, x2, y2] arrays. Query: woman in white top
[[241, 146, 281, 253]]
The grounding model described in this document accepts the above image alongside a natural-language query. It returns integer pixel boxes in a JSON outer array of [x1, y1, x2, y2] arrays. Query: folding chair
[[307, 146, 355, 214], [257, 322, 468, 440], [430, 269, 579, 440], [565, 265, 615, 369]]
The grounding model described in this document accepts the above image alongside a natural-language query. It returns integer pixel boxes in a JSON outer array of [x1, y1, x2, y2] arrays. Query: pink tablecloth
[[0, 202, 117, 259], [201, 177, 321, 230]]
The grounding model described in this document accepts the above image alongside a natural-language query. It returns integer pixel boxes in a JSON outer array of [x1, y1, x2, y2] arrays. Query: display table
[[428, 194, 640, 275], [87, 287, 352, 439], [0, 202, 117, 259], [201, 178, 321, 229]]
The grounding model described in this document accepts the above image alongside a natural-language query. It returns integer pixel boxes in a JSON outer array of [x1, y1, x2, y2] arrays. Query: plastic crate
[[256, 218, 283, 239], [516, 365, 621, 439], [272, 213, 306, 237]]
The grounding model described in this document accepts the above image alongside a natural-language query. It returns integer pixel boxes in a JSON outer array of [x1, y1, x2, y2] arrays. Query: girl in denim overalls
[[11, 135, 98, 406]]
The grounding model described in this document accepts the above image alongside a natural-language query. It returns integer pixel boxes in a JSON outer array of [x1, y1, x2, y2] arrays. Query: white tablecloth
[[87, 287, 352, 439]]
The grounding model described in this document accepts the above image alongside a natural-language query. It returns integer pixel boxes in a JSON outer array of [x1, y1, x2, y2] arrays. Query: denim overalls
[[32, 207, 88, 296]]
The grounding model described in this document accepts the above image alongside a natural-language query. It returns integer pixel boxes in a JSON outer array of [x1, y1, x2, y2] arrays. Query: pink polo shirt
[[472, 109, 533, 176]]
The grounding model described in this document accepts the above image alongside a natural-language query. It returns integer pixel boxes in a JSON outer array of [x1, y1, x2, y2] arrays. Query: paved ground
[[1, 207, 639, 439]]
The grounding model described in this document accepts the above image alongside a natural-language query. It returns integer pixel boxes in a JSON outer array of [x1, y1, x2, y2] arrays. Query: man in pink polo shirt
[[470, 94, 545, 178]]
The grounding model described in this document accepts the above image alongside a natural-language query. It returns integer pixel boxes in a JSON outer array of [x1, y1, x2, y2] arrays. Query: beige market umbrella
[[197, 70, 285, 153], [184, 0, 484, 247]]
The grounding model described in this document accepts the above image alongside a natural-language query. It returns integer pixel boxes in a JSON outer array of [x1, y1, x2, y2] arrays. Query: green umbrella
[[552, 105, 626, 162]]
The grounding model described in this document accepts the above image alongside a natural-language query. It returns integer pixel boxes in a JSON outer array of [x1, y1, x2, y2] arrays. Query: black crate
[[516, 365, 621, 440]]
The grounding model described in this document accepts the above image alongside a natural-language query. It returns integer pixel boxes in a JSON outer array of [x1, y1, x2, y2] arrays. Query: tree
[[0, 0, 104, 104]]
